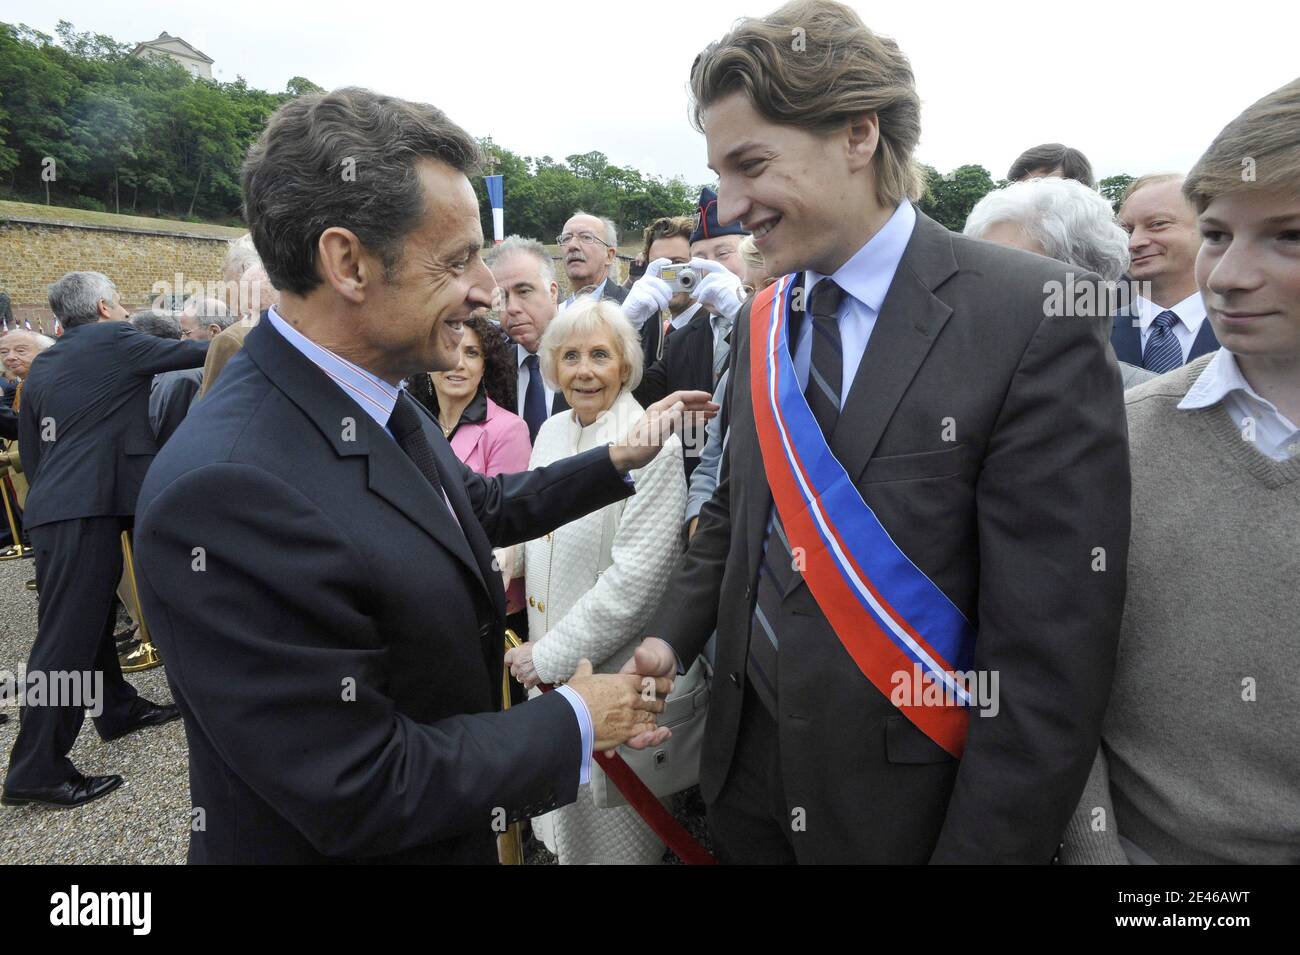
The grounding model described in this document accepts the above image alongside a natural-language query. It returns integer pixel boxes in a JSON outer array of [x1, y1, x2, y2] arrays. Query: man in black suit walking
[[128, 88, 707, 863], [626, 0, 1130, 863], [3, 271, 206, 809]]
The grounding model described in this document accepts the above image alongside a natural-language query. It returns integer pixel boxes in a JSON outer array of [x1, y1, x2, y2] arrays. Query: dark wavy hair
[[407, 312, 515, 416]]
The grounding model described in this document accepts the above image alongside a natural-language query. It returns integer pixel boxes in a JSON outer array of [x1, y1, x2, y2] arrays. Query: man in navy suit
[[1112, 174, 1219, 371], [485, 236, 571, 442], [2, 272, 207, 809], [127, 88, 708, 863]]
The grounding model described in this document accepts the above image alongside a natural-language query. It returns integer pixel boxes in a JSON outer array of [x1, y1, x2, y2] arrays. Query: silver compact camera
[[659, 264, 701, 292]]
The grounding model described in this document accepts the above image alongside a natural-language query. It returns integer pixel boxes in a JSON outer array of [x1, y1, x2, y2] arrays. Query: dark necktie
[[522, 352, 546, 443], [804, 279, 845, 438], [744, 278, 845, 716], [388, 392, 451, 509], [1142, 310, 1183, 374]]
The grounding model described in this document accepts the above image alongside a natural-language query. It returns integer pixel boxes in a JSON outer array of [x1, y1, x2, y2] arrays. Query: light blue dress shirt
[[266, 307, 594, 783], [792, 199, 917, 404]]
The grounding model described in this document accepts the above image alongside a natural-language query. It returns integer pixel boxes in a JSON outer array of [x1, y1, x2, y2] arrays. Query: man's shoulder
[[602, 280, 629, 304]]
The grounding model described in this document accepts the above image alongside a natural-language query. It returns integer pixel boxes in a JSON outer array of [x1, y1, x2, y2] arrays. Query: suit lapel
[[834, 227, 956, 484], [243, 318, 490, 598], [1111, 307, 1142, 364], [1190, 316, 1219, 360], [748, 213, 959, 598]]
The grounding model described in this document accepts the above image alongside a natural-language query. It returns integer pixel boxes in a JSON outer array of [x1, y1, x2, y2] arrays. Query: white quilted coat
[[512, 389, 686, 864], [521, 390, 685, 684]]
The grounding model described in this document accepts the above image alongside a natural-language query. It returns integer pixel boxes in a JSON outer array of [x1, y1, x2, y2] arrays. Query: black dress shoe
[[99, 701, 180, 743], [2, 772, 124, 809]]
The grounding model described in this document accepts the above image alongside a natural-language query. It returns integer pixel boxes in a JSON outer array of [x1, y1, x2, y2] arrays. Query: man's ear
[[207, 323, 222, 339], [549, 282, 559, 306], [97, 299, 113, 321], [317, 227, 374, 304], [846, 111, 881, 174]]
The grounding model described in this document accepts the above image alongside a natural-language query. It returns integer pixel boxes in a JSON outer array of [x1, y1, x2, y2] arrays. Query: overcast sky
[[12, 0, 1299, 189]]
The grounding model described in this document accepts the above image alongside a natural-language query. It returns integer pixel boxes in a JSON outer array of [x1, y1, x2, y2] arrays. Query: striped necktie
[[745, 279, 845, 716], [1142, 310, 1183, 374]]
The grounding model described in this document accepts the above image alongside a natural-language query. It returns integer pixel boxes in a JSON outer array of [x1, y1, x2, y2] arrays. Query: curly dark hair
[[408, 312, 516, 417]]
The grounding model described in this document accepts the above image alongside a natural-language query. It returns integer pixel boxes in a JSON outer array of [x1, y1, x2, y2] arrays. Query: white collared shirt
[[670, 301, 704, 333], [1179, 348, 1300, 461], [1136, 292, 1207, 364], [793, 199, 917, 406], [515, 343, 557, 421]]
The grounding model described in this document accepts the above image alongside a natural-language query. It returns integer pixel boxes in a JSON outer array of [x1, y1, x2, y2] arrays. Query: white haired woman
[[964, 177, 1154, 388], [500, 296, 687, 864]]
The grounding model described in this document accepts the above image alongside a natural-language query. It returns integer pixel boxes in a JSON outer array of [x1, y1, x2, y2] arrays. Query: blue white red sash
[[750, 276, 976, 756]]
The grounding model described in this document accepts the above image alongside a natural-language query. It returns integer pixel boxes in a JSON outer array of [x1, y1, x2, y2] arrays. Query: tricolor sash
[[750, 275, 976, 756]]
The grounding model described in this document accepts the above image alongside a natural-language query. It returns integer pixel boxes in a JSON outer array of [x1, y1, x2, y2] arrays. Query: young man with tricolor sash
[[624, 0, 1131, 863]]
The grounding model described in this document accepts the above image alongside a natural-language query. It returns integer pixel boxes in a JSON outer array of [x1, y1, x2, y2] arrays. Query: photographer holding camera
[[629, 194, 750, 478]]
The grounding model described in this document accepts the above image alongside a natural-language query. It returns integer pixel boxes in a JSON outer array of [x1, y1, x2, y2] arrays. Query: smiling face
[[556, 326, 627, 424], [702, 91, 880, 278], [560, 213, 615, 290], [431, 324, 485, 405], [690, 233, 745, 278], [1196, 189, 1300, 361], [493, 251, 558, 353], [362, 160, 495, 379], [1119, 178, 1202, 299]]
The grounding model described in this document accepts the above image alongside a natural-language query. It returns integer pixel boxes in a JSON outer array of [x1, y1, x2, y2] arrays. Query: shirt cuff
[[554, 684, 594, 785]]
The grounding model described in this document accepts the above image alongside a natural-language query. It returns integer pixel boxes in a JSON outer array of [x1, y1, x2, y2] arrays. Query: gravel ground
[[0, 553, 714, 865], [0, 554, 190, 864]]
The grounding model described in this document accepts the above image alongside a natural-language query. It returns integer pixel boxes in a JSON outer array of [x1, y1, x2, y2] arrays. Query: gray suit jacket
[[648, 211, 1131, 863]]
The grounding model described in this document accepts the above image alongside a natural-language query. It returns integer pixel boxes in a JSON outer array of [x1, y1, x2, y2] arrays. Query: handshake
[[621, 257, 745, 330], [507, 637, 680, 754]]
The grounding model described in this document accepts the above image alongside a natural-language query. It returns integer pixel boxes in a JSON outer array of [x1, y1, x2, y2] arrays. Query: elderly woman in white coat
[[501, 296, 686, 865]]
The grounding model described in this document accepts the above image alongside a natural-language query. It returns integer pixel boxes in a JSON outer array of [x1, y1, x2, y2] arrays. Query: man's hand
[[609, 391, 718, 473], [619, 257, 674, 330], [617, 638, 679, 750], [568, 658, 673, 752], [688, 257, 744, 320]]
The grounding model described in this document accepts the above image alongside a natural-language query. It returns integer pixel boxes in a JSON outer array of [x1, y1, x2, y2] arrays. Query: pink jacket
[[448, 396, 532, 477]]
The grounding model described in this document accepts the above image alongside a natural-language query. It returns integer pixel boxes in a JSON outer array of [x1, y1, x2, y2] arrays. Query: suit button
[[745, 585, 751, 600], [729, 672, 740, 687], [529, 596, 536, 608], [538, 601, 546, 612]]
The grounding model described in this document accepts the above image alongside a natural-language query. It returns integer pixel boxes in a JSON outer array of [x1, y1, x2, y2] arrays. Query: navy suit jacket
[[133, 318, 634, 863], [1110, 304, 1219, 367], [17, 321, 207, 529]]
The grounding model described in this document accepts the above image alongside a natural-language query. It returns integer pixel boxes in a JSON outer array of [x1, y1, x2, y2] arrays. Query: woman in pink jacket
[[408, 312, 531, 611]]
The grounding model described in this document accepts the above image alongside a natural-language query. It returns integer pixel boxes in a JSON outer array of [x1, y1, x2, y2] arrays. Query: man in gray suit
[[626, 0, 1131, 864]]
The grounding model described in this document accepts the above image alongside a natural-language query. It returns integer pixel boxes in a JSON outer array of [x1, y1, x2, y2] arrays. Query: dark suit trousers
[[706, 684, 798, 865], [7, 516, 142, 787]]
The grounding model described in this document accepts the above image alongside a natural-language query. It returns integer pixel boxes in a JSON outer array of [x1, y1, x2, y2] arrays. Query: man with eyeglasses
[[558, 211, 662, 369], [557, 213, 627, 307]]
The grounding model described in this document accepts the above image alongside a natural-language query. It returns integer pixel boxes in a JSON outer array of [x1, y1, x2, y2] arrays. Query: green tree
[[1099, 174, 1134, 211], [918, 163, 997, 232]]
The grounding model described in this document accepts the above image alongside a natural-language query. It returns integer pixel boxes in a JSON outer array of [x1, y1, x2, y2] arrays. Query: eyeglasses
[[556, 231, 611, 248]]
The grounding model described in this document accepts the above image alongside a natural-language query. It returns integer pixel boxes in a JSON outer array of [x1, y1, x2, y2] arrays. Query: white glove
[[619, 258, 674, 330], [688, 257, 744, 320]]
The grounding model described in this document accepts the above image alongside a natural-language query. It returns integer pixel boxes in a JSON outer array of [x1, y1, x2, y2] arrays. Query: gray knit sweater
[[1061, 354, 1300, 864]]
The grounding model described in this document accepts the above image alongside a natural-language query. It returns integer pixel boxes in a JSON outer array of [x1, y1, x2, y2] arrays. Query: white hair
[[570, 209, 618, 248], [538, 295, 643, 394], [485, 235, 556, 286], [963, 177, 1130, 282], [182, 296, 235, 330], [0, 329, 55, 351], [222, 233, 262, 280], [47, 271, 118, 327]]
